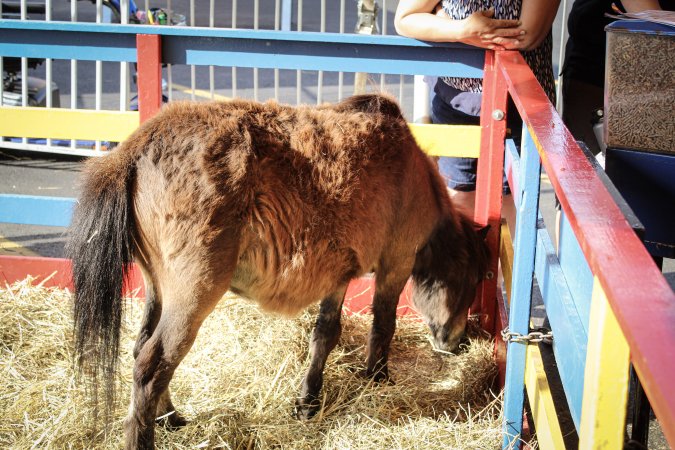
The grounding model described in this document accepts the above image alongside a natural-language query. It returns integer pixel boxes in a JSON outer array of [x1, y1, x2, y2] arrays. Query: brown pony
[[67, 94, 489, 449]]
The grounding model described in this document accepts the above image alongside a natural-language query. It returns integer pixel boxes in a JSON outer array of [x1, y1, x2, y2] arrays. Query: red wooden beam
[[474, 50, 508, 334], [1, 255, 419, 318], [343, 277, 418, 317], [0, 255, 73, 289], [0, 255, 145, 296], [496, 50, 675, 446], [136, 34, 162, 123]]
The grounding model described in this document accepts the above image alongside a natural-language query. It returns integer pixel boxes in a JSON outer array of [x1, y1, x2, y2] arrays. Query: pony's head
[[412, 216, 490, 352]]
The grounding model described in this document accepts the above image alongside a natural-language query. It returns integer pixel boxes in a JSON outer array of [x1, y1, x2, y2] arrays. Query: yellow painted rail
[[525, 345, 566, 450], [0, 106, 140, 142], [500, 220, 514, 302], [0, 106, 481, 158], [579, 278, 630, 449], [408, 123, 481, 158]]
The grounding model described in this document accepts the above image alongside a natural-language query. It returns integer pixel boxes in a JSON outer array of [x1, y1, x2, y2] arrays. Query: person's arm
[[622, 0, 661, 12], [395, 0, 526, 50], [511, 0, 561, 51]]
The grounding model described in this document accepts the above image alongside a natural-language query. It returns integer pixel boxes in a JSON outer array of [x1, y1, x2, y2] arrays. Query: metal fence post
[[353, 0, 378, 94]]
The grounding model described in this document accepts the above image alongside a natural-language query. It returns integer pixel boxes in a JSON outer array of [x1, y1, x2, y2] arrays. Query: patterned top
[[440, 0, 556, 102]]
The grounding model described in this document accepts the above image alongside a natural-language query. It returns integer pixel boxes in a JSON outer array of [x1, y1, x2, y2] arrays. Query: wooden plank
[[501, 218, 565, 449], [534, 221, 587, 430], [0, 255, 74, 289], [0, 107, 138, 142], [524, 344, 566, 450], [507, 144, 588, 430], [0, 25, 137, 62], [474, 50, 507, 334], [557, 211, 592, 333], [342, 276, 418, 317], [0, 20, 485, 77], [0, 255, 146, 297], [408, 123, 480, 158], [495, 288, 508, 388], [497, 221, 514, 390], [502, 124, 542, 448], [0, 254, 419, 318], [0, 104, 477, 155], [504, 221, 565, 449], [504, 139, 520, 208], [0, 194, 76, 227], [497, 52, 675, 445], [0, 19, 478, 49], [579, 278, 630, 449], [500, 220, 514, 302], [136, 34, 162, 123]]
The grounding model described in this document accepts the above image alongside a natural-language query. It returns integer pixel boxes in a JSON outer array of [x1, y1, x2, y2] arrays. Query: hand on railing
[[454, 9, 526, 51], [395, 2, 526, 51]]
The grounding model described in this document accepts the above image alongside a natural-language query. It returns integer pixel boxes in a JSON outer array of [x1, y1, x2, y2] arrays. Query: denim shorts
[[431, 82, 511, 194]]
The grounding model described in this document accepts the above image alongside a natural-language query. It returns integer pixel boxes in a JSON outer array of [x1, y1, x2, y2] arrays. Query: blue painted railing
[[0, 20, 484, 76]]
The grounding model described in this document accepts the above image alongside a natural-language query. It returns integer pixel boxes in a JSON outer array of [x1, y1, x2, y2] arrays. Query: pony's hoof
[[156, 411, 188, 430], [362, 368, 394, 384], [294, 399, 320, 420]]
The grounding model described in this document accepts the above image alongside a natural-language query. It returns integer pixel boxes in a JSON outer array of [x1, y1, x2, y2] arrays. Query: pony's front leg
[[365, 273, 408, 382], [295, 287, 347, 420]]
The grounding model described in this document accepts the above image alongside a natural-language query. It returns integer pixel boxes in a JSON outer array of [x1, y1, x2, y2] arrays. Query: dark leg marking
[[365, 276, 408, 383], [295, 287, 346, 420]]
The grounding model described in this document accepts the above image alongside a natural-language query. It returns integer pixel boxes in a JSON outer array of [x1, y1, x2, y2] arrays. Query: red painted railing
[[476, 50, 675, 446]]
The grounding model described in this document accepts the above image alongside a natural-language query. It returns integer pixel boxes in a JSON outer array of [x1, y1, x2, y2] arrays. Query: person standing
[[395, 0, 560, 218]]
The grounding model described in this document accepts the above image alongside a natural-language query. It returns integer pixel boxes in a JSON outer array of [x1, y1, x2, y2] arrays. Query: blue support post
[[502, 124, 542, 448]]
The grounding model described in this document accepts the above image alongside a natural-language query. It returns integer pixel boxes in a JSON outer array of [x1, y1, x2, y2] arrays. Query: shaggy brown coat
[[68, 94, 489, 450]]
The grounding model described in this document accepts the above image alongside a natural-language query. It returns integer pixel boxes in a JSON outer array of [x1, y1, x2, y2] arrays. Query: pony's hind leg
[[295, 286, 347, 420], [155, 387, 186, 429], [133, 274, 161, 359], [132, 273, 186, 429], [124, 279, 228, 450]]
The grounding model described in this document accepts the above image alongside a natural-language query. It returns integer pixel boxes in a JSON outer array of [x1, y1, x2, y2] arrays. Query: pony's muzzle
[[429, 314, 468, 353], [431, 331, 462, 353]]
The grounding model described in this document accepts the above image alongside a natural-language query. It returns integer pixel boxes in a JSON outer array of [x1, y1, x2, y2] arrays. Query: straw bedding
[[1, 277, 502, 449]]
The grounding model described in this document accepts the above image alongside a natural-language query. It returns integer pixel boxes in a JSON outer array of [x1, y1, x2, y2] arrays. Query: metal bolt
[[485, 271, 494, 280], [492, 109, 505, 121]]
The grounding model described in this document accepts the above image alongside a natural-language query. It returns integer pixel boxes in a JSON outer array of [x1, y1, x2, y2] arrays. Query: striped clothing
[[440, 0, 556, 102]]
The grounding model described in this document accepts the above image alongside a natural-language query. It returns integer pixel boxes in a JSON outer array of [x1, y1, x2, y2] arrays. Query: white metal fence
[[1, 0, 415, 156]]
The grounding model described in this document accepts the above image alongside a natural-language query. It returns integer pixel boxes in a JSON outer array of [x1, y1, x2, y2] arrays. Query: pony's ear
[[476, 224, 490, 240]]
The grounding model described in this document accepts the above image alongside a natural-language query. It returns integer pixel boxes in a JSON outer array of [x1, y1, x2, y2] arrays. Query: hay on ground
[[1, 277, 504, 449]]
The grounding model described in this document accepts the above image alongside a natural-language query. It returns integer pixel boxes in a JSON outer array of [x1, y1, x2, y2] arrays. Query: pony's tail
[[66, 151, 138, 422]]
